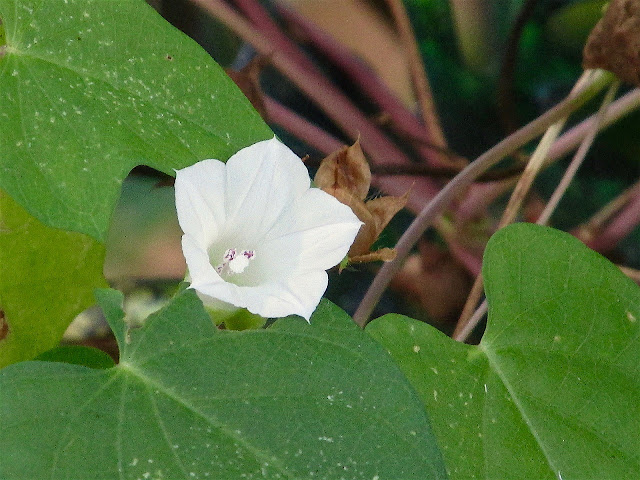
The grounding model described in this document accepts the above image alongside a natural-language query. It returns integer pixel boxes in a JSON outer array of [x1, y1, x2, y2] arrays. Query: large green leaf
[[0, 289, 447, 479], [368, 223, 640, 479], [0, 0, 271, 241], [0, 190, 106, 367]]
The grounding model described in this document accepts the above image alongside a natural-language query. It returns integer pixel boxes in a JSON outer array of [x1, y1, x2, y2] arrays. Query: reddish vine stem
[[353, 71, 612, 327], [264, 96, 343, 154], [192, 0, 413, 167], [275, 3, 444, 166], [232, 0, 318, 73], [586, 193, 640, 252], [453, 79, 621, 343], [575, 180, 640, 243], [454, 71, 596, 338], [265, 94, 531, 182], [384, 0, 449, 162]]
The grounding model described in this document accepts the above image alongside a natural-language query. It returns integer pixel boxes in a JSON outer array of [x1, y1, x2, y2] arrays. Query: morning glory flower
[[175, 137, 362, 321]]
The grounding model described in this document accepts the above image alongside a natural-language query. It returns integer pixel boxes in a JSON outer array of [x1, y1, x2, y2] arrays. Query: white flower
[[175, 137, 362, 321]]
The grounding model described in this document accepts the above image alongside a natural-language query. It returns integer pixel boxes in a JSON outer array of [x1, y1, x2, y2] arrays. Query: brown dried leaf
[[344, 196, 376, 258], [316, 142, 410, 264], [365, 190, 410, 239], [348, 190, 409, 257], [583, 0, 640, 85], [226, 56, 269, 119], [314, 139, 371, 200]]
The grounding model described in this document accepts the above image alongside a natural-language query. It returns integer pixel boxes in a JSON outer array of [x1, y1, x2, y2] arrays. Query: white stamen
[[216, 248, 255, 275]]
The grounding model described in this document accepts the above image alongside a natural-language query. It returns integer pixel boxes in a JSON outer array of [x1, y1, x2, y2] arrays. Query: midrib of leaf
[[121, 327, 436, 472], [145, 380, 191, 478], [509, 384, 636, 465], [116, 361, 297, 479], [116, 374, 127, 480], [481, 345, 558, 477], [50, 369, 122, 479]]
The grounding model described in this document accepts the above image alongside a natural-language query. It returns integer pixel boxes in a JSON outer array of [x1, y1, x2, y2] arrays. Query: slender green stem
[[538, 81, 620, 225], [454, 79, 619, 343], [456, 71, 594, 338], [353, 70, 613, 327]]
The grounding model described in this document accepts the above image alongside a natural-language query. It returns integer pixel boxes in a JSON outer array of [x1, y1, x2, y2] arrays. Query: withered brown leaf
[[314, 141, 409, 265], [583, 0, 640, 85], [314, 139, 371, 200]]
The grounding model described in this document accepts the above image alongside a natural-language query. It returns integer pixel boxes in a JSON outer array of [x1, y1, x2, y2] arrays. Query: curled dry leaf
[[314, 139, 371, 200], [347, 193, 409, 260], [314, 140, 409, 266], [583, 0, 640, 85]]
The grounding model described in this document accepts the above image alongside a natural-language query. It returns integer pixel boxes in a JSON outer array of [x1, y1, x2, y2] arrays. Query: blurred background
[[71, 0, 640, 346]]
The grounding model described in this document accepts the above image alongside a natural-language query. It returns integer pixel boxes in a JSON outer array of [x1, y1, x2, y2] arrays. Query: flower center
[[215, 248, 255, 276]]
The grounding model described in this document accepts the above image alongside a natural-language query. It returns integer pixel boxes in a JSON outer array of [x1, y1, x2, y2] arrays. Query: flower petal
[[194, 270, 328, 321], [248, 270, 329, 320], [181, 234, 222, 285], [223, 137, 310, 244], [187, 232, 327, 320], [184, 234, 254, 308], [262, 188, 363, 274], [177, 138, 362, 321], [185, 229, 329, 320], [175, 159, 226, 247]]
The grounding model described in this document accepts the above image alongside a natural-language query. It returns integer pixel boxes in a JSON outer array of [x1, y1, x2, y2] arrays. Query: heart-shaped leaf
[[0, 0, 271, 240], [368, 223, 640, 479], [0, 289, 447, 479]]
